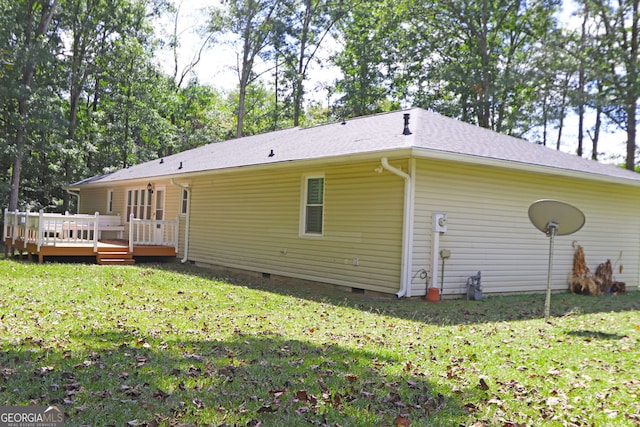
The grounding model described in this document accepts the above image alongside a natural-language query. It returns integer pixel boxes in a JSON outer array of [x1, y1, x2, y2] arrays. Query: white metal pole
[[544, 224, 557, 322]]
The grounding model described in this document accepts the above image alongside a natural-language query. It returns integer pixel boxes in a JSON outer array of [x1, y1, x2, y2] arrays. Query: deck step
[[97, 249, 134, 265], [97, 258, 136, 265], [97, 251, 132, 258]]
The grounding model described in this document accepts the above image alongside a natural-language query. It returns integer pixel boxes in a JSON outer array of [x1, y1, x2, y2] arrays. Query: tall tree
[[407, 0, 561, 135], [587, 0, 640, 170], [6, 0, 60, 211], [59, 0, 135, 210], [274, 0, 347, 126], [164, 0, 215, 88], [207, 0, 285, 137], [332, 0, 400, 117]]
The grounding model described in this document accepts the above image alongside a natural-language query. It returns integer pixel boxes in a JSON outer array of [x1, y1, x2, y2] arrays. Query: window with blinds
[[302, 175, 324, 235]]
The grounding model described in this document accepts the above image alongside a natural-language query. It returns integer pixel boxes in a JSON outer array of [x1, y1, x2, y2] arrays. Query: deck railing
[[4, 209, 178, 253], [128, 213, 179, 253]]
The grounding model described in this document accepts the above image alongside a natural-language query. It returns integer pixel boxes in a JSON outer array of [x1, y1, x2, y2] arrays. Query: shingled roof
[[70, 107, 640, 187]]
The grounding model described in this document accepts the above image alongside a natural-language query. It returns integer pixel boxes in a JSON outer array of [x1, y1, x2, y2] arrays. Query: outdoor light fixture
[[147, 182, 154, 194]]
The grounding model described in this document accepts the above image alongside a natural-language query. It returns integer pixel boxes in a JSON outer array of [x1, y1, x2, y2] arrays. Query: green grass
[[0, 259, 639, 426]]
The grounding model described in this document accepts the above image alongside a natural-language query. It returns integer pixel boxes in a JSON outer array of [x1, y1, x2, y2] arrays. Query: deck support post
[[93, 212, 99, 252], [37, 210, 44, 251], [11, 210, 18, 246], [129, 213, 134, 253]]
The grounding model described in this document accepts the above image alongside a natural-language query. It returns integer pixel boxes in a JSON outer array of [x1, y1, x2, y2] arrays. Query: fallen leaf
[[257, 405, 278, 413], [393, 414, 411, 426], [295, 406, 310, 415], [477, 377, 490, 391], [464, 402, 478, 413], [546, 367, 562, 376], [546, 396, 560, 406], [152, 389, 169, 400], [269, 389, 286, 398], [604, 409, 619, 418]]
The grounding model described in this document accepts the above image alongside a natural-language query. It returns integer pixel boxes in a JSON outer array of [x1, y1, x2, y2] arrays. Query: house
[[7, 108, 640, 296]]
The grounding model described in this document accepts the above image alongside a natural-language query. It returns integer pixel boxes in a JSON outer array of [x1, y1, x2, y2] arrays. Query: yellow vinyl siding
[[79, 187, 108, 215], [78, 180, 182, 247], [412, 159, 640, 296], [187, 162, 404, 294]]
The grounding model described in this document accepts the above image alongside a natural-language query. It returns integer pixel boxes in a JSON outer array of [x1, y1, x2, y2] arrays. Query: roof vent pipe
[[402, 113, 412, 135]]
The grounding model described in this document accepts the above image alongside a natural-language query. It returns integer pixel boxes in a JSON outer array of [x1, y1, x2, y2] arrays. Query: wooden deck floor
[[4, 237, 176, 264]]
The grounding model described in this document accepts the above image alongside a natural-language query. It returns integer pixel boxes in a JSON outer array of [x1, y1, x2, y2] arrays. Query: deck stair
[[96, 246, 135, 265]]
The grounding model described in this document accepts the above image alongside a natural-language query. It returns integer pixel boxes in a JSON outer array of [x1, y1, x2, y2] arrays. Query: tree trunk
[[8, 117, 25, 211], [591, 91, 602, 161], [8, 0, 58, 211], [236, 80, 247, 137], [626, 101, 637, 170], [236, 28, 253, 138], [293, 0, 311, 127], [626, 0, 639, 170]]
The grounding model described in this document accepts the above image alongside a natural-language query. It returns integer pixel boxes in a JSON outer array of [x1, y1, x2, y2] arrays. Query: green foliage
[[0, 260, 638, 425], [0, 0, 235, 212], [206, 0, 288, 137], [3, 0, 639, 212], [332, 0, 402, 118], [581, 0, 640, 170]]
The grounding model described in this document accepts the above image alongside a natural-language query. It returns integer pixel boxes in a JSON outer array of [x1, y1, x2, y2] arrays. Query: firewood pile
[[568, 242, 626, 295]]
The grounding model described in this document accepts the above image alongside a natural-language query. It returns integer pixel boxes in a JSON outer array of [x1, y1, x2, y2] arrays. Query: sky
[[154, 0, 339, 103], [153, 0, 629, 163]]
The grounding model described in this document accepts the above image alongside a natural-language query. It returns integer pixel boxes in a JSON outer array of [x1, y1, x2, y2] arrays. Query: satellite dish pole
[[543, 221, 558, 321], [528, 200, 585, 322]]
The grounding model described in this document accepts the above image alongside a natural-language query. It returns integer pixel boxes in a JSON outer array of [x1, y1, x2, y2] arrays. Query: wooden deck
[[4, 237, 176, 265], [3, 210, 179, 265]]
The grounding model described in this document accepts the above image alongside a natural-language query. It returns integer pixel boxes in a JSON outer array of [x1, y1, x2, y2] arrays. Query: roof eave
[[67, 148, 415, 188], [412, 148, 640, 187]]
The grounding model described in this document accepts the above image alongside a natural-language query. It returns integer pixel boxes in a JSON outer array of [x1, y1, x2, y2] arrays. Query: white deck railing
[[3, 209, 178, 253], [3, 209, 102, 251], [128, 213, 179, 253]]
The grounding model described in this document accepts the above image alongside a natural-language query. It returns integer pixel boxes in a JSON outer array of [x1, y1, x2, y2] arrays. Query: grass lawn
[[0, 259, 639, 427]]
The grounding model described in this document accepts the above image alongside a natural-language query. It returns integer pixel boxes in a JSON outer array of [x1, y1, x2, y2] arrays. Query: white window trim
[[300, 173, 325, 237], [125, 187, 153, 222], [107, 189, 114, 213], [154, 185, 166, 221], [180, 188, 189, 216]]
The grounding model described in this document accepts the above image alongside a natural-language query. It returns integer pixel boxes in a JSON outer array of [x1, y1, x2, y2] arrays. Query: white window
[[126, 188, 152, 221], [107, 190, 114, 213], [155, 188, 165, 221], [301, 174, 324, 236], [181, 189, 188, 215]]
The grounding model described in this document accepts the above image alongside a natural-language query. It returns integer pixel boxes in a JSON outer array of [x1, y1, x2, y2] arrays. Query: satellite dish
[[528, 199, 585, 236], [528, 199, 585, 321]]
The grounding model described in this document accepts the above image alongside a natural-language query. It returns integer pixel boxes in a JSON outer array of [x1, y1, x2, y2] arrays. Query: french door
[[126, 188, 152, 220]]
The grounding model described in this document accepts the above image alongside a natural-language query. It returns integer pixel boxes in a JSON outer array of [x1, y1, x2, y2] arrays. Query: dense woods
[[1, 0, 638, 213]]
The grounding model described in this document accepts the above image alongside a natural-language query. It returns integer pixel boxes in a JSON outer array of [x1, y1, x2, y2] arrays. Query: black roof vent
[[159, 158, 164, 164], [178, 161, 183, 170], [268, 149, 275, 157], [402, 113, 412, 135]]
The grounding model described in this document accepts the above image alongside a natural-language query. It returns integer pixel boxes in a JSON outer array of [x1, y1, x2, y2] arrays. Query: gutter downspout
[[381, 157, 415, 298], [170, 179, 191, 263], [65, 189, 80, 214]]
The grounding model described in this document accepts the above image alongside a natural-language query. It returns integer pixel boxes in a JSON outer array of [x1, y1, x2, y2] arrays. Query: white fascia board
[[71, 149, 415, 189], [412, 148, 640, 188]]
